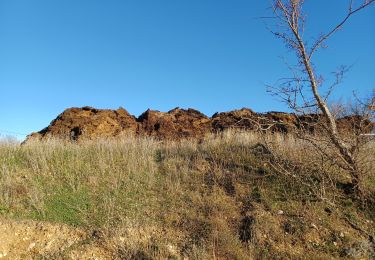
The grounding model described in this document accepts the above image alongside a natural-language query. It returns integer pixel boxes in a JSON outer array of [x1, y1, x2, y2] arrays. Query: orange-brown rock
[[26, 106, 137, 142], [262, 111, 298, 133], [211, 108, 256, 131], [337, 115, 374, 135], [24, 106, 374, 143], [212, 109, 298, 133], [137, 107, 211, 139]]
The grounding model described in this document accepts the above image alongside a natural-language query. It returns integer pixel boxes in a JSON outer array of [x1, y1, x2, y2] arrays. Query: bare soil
[[0, 218, 110, 259]]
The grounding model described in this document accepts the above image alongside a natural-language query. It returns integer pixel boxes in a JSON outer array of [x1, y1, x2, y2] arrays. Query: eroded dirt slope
[[0, 218, 110, 259]]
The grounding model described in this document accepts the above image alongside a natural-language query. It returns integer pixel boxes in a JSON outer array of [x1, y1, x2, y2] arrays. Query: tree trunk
[[292, 28, 359, 194]]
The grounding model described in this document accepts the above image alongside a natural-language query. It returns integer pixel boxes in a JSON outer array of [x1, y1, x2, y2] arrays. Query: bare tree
[[266, 0, 374, 195]]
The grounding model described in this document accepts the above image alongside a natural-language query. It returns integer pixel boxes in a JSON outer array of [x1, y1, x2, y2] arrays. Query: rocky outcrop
[[137, 108, 211, 139], [27, 106, 138, 142], [211, 109, 322, 133], [24, 106, 374, 143], [211, 108, 257, 131], [337, 115, 374, 135]]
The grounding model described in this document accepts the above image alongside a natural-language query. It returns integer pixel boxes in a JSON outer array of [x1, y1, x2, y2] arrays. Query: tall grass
[[0, 131, 374, 258]]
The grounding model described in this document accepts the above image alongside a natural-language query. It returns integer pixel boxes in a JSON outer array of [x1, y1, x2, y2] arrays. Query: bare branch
[[266, 0, 374, 196], [323, 65, 353, 102], [309, 0, 375, 60]]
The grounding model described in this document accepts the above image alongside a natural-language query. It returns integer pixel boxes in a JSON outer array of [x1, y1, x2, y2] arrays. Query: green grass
[[31, 186, 91, 226]]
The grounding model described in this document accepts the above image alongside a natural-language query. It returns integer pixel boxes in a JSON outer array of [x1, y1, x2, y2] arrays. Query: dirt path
[[0, 218, 110, 259]]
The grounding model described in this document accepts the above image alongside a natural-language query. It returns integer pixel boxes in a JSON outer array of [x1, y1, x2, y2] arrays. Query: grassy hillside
[[0, 131, 374, 259]]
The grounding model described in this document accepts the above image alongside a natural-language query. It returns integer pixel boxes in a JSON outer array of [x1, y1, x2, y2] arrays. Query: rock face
[[138, 108, 211, 139], [211, 108, 257, 131], [24, 106, 374, 142], [211, 109, 320, 133], [337, 115, 374, 135], [27, 106, 138, 142]]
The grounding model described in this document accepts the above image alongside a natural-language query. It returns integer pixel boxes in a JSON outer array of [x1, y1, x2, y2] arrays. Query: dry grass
[[0, 131, 374, 259]]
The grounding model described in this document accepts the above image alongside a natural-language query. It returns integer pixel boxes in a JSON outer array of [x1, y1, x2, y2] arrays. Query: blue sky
[[0, 0, 374, 139]]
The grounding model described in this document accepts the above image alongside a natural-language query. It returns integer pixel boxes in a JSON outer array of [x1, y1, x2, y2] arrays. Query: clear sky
[[0, 0, 374, 139]]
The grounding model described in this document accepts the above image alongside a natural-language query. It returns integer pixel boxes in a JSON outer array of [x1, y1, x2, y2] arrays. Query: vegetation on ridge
[[1, 131, 374, 258]]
